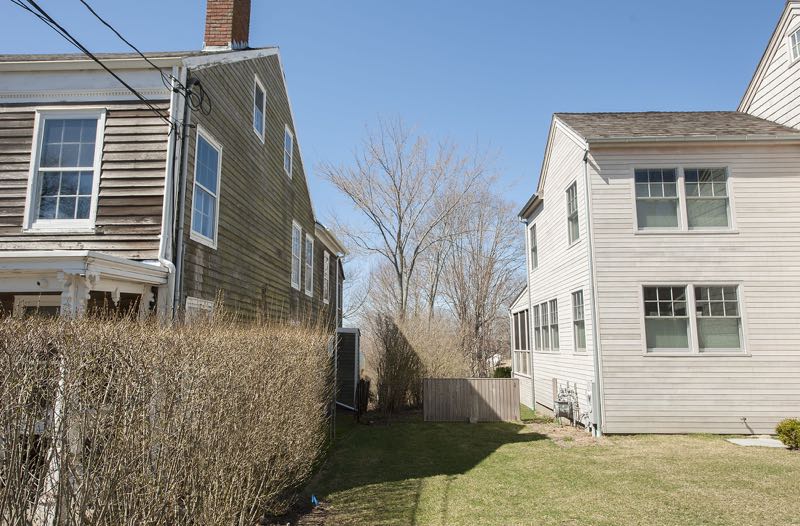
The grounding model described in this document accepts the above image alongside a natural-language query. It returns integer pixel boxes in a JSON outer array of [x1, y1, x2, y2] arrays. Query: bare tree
[[441, 191, 523, 376], [319, 118, 486, 318]]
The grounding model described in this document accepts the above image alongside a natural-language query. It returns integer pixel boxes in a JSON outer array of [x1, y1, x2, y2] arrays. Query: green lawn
[[304, 410, 800, 526]]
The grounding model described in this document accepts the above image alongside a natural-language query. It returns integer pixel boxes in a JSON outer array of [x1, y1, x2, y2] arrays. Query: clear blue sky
[[0, 0, 784, 224]]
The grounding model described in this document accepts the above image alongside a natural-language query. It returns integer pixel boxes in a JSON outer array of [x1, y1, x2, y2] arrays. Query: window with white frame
[[540, 301, 550, 350], [684, 168, 730, 228], [548, 299, 559, 351], [253, 76, 266, 141], [635, 168, 679, 229], [529, 224, 538, 269], [512, 310, 530, 376], [323, 251, 331, 304], [283, 126, 294, 178], [533, 304, 541, 350], [27, 111, 104, 230], [572, 290, 586, 352], [304, 234, 314, 297], [291, 221, 302, 290], [695, 286, 741, 351], [643, 286, 689, 351], [566, 182, 579, 243], [190, 129, 222, 248], [790, 27, 800, 62]]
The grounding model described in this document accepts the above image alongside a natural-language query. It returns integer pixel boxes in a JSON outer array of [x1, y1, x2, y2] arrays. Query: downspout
[[156, 65, 185, 318], [583, 149, 604, 437], [172, 75, 199, 318], [518, 216, 536, 409]]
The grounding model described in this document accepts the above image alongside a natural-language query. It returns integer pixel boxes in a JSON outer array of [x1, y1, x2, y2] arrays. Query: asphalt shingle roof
[[555, 111, 800, 140]]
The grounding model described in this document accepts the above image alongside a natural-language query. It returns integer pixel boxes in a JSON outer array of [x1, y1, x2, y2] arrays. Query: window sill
[[513, 372, 532, 379], [25, 224, 96, 235], [533, 350, 560, 354], [643, 351, 751, 357], [189, 231, 217, 250], [634, 229, 739, 236]]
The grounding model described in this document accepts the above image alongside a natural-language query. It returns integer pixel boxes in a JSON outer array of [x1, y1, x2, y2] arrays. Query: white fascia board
[[181, 48, 279, 70], [315, 223, 347, 256], [535, 116, 589, 198], [0, 250, 168, 285], [0, 56, 185, 72], [739, 3, 799, 111]]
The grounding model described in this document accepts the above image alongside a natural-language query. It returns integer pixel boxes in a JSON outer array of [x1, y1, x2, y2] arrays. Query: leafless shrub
[[0, 314, 332, 525]]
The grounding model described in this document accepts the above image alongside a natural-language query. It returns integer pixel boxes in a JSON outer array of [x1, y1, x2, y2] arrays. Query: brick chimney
[[203, 0, 251, 50]]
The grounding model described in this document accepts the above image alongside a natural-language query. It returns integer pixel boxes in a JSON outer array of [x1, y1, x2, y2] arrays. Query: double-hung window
[[695, 286, 741, 351], [572, 290, 586, 351], [566, 182, 579, 243], [253, 76, 266, 141], [540, 301, 550, 351], [323, 251, 331, 304], [790, 28, 800, 62], [529, 224, 538, 270], [26, 110, 105, 231], [291, 221, 302, 290], [548, 299, 559, 351], [643, 285, 743, 353], [533, 305, 542, 350], [304, 234, 314, 297], [635, 168, 679, 229], [684, 168, 730, 228], [643, 286, 689, 351], [283, 126, 294, 178], [190, 128, 222, 248]]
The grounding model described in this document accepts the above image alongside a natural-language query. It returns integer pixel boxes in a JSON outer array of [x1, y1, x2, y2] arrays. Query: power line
[[77, 0, 212, 116], [9, 0, 181, 132]]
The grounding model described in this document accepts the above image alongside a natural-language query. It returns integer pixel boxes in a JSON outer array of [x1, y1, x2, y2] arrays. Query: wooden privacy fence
[[423, 378, 520, 422]]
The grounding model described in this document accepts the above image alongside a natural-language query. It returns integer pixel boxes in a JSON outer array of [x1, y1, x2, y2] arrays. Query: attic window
[[791, 28, 800, 62]]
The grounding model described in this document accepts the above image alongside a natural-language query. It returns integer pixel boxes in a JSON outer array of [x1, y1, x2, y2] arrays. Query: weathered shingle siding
[[527, 126, 596, 417], [0, 103, 169, 259], [180, 55, 331, 324], [742, 5, 800, 129], [590, 143, 800, 434]]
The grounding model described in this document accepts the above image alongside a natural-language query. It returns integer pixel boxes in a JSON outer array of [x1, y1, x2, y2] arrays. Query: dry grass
[[0, 314, 332, 525], [306, 412, 800, 526]]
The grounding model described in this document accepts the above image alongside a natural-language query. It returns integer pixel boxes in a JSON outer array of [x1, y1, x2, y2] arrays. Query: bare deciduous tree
[[319, 118, 486, 318], [441, 191, 522, 376]]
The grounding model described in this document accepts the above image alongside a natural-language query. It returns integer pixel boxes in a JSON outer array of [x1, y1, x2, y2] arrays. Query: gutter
[[518, 216, 536, 410], [172, 74, 198, 318], [585, 134, 800, 145], [583, 149, 604, 437], [156, 65, 186, 317]]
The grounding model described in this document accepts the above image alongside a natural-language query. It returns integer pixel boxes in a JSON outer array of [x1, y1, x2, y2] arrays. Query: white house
[[512, 1, 800, 435]]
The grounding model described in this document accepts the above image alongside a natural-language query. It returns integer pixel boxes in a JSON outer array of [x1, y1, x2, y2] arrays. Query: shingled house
[[512, 1, 800, 434], [0, 0, 345, 327]]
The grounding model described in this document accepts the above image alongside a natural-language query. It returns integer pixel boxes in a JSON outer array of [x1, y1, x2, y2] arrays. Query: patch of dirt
[[293, 502, 331, 525], [526, 421, 605, 447]]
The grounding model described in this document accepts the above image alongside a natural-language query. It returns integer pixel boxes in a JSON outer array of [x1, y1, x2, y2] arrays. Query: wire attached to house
[[76, 0, 212, 117], [8, 0, 187, 133]]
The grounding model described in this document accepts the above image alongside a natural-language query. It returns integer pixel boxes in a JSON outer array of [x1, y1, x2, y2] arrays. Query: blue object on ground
[[311, 494, 319, 507]]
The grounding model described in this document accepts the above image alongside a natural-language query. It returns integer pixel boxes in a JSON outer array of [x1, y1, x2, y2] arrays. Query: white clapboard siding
[[590, 142, 800, 434], [527, 125, 596, 417], [741, 3, 800, 129]]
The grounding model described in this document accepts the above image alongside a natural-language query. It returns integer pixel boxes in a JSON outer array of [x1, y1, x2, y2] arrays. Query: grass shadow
[[304, 411, 544, 525]]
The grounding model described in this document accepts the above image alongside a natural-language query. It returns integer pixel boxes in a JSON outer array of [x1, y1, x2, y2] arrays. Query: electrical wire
[[9, 0, 184, 132], [77, 0, 212, 116]]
